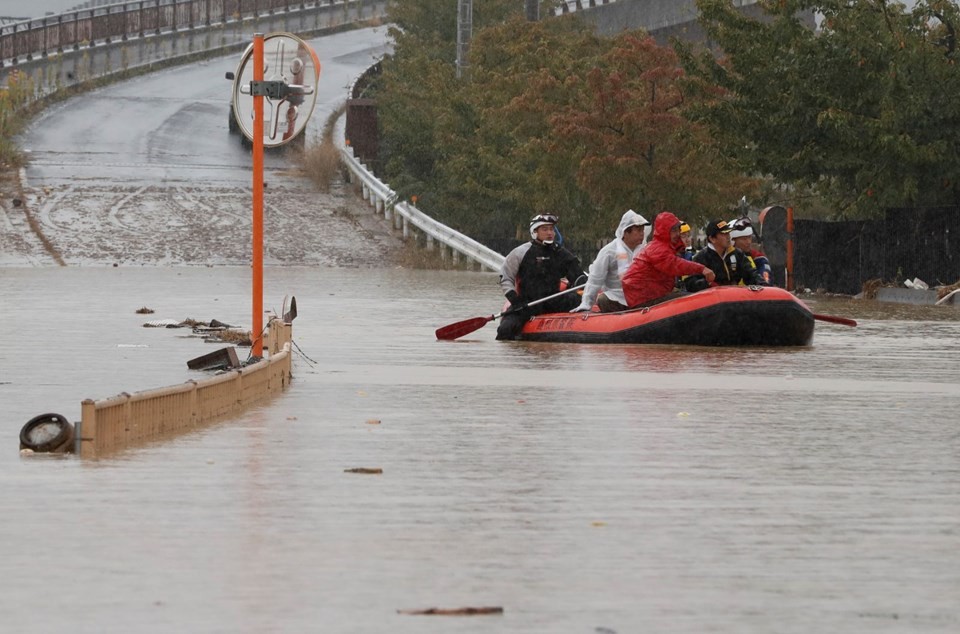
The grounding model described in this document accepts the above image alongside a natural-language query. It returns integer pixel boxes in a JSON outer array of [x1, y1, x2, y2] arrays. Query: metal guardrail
[[339, 145, 506, 272]]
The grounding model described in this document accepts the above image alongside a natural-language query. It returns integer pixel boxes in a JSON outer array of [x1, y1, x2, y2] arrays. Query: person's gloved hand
[[570, 305, 591, 313], [505, 290, 522, 309], [684, 275, 709, 293]]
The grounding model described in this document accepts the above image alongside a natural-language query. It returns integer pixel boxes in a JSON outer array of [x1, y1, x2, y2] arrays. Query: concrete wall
[[583, 0, 721, 35]]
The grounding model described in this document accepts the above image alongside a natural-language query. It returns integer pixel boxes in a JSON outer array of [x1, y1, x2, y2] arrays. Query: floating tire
[[20, 413, 75, 453]]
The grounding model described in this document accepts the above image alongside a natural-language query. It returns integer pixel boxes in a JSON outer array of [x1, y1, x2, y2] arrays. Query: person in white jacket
[[571, 209, 650, 313]]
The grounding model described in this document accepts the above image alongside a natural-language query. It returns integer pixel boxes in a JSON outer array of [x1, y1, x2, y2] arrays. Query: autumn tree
[[681, 0, 960, 217], [550, 33, 757, 231]]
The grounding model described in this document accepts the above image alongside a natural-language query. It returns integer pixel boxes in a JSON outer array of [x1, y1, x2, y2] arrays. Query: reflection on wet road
[[2, 267, 959, 633]]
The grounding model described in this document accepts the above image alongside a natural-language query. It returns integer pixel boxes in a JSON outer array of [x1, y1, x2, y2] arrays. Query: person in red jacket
[[622, 211, 715, 307]]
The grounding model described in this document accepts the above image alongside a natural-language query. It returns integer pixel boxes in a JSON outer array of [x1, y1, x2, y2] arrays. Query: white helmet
[[529, 213, 559, 242], [729, 217, 754, 239]]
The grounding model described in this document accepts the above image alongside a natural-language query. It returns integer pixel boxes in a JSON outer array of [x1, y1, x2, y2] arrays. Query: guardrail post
[[235, 369, 243, 408], [122, 392, 133, 444], [402, 216, 409, 240], [425, 234, 434, 251], [80, 398, 97, 459], [189, 379, 199, 426]]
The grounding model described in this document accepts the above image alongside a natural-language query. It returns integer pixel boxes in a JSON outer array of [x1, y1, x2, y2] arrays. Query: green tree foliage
[[376, 2, 758, 245], [682, 0, 960, 217], [432, 16, 609, 240], [377, 0, 523, 220]]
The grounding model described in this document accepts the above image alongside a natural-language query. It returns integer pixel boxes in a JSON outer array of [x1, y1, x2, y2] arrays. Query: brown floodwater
[[2, 267, 958, 633]]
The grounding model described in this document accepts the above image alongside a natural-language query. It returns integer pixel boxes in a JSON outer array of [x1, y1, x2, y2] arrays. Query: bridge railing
[[339, 144, 506, 272], [0, 0, 362, 67]]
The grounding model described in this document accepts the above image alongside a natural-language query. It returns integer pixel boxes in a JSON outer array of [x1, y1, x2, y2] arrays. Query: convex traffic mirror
[[230, 33, 321, 147]]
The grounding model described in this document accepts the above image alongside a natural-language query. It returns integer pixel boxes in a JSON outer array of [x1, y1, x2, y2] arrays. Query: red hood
[[652, 211, 682, 249]]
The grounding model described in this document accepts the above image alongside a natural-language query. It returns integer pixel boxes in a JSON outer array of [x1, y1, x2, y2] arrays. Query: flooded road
[[2, 267, 958, 633]]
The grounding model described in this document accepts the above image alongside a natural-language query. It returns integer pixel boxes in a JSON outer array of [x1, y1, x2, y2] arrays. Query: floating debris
[[203, 329, 252, 346], [143, 319, 184, 328], [365, 419, 381, 425], [397, 606, 503, 616], [136, 306, 155, 314], [344, 467, 382, 474]]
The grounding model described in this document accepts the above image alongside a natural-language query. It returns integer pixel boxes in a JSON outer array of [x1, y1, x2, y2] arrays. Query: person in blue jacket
[[729, 217, 773, 285]]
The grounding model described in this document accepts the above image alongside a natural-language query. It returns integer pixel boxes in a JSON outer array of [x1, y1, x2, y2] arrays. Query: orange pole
[[252, 34, 264, 357], [786, 206, 794, 292]]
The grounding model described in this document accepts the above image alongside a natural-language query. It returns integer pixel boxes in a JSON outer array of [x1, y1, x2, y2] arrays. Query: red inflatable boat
[[517, 285, 815, 346]]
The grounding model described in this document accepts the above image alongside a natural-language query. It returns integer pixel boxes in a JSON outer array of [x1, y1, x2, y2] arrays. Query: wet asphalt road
[[2, 27, 398, 267]]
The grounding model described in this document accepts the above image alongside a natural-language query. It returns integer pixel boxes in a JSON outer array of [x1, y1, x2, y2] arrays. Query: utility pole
[[525, 0, 539, 22], [456, 0, 473, 79]]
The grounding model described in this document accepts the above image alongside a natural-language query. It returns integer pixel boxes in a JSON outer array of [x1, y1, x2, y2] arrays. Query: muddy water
[[2, 267, 959, 633]]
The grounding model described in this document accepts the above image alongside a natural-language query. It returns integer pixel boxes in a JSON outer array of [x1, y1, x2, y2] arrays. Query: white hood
[[615, 209, 650, 240]]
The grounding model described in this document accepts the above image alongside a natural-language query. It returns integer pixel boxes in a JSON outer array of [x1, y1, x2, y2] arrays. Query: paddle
[[813, 313, 857, 327], [436, 284, 587, 341]]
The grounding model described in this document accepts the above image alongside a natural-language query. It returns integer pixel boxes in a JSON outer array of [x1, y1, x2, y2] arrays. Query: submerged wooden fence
[[78, 318, 293, 459]]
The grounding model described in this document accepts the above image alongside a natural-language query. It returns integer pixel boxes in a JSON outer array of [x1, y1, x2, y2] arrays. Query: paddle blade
[[435, 315, 494, 341], [813, 313, 857, 327]]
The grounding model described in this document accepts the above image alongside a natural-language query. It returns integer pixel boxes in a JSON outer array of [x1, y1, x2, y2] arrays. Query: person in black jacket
[[497, 213, 586, 340], [689, 219, 766, 288]]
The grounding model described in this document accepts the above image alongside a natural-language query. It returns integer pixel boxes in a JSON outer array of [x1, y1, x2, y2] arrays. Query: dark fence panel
[[794, 220, 873, 295], [794, 207, 960, 294], [75, 16, 93, 46], [99, 9, 127, 41], [41, 20, 60, 53], [141, 5, 160, 33], [885, 207, 959, 285]]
